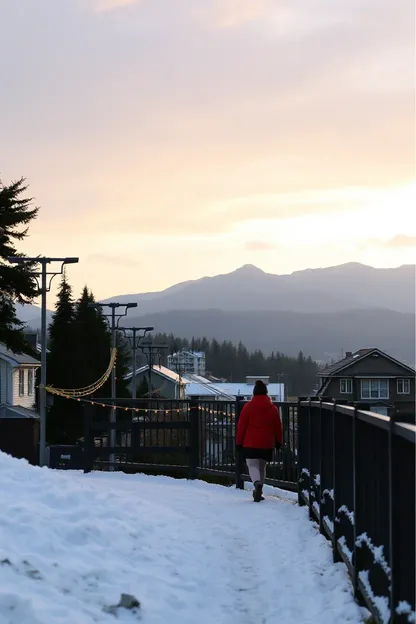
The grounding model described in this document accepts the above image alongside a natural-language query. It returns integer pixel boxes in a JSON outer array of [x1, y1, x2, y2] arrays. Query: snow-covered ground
[[0, 451, 363, 624]]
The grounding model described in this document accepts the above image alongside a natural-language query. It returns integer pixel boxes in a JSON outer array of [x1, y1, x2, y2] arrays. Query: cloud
[[244, 240, 279, 251], [367, 235, 416, 249], [84, 0, 143, 12], [196, 0, 274, 29]]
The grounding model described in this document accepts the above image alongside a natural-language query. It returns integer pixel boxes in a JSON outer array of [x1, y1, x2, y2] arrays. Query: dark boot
[[253, 481, 263, 502], [252, 487, 265, 501]]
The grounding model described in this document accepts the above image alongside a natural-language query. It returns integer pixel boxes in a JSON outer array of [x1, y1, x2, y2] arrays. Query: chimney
[[345, 351, 353, 358]]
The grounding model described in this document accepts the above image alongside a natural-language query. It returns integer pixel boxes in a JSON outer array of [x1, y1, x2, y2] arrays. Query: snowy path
[[0, 452, 363, 624]]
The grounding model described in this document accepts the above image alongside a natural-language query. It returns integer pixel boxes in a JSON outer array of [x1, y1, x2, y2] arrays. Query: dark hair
[[253, 380, 268, 396]]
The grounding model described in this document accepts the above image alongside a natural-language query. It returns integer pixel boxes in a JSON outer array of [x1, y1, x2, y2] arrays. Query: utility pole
[[140, 341, 169, 397], [7, 256, 79, 467], [119, 326, 154, 398], [87, 302, 137, 469], [171, 351, 185, 400]]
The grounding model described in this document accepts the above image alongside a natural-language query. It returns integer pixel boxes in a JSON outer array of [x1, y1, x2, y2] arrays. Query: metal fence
[[298, 398, 415, 624], [83, 398, 298, 489]]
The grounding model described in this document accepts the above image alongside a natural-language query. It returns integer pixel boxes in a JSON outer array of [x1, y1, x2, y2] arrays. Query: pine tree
[[0, 178, 39, 352], [74, 287, 111, 394], [114, 330, 131, 398], [46, 275, 78, 444], [74, 287, 131, 399], [48, 275, 76, 383]]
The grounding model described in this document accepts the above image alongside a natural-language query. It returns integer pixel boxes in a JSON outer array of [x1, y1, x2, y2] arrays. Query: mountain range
[[16, 263, 416, 364]]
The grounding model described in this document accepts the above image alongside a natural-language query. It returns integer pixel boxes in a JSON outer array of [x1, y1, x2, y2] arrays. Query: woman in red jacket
[[236, 380, 283, 502]]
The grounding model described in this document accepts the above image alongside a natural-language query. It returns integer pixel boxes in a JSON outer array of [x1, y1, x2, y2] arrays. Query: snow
[[0, 451, 363, 624]]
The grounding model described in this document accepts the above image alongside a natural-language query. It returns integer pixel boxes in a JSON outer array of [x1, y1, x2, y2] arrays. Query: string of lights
[[55, 394, 235, 417], [39, 346, 235, 416], [41, 348, 117, 398]]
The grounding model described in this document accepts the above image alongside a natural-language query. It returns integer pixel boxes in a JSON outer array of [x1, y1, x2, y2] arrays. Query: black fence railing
[[298, 398, 415, 624], [82, 398, 298, 490]]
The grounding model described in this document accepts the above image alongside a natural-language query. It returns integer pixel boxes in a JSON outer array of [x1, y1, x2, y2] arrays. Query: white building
[[0, 343, 41, 418], [212, 376, 285, 402], [183, 374, 285, 402], [167, 350, 206, 377]]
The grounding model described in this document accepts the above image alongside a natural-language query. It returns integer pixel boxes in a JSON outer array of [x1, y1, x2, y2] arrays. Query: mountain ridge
[[102, 262, 415, 314], [14, 262, 415, 363]]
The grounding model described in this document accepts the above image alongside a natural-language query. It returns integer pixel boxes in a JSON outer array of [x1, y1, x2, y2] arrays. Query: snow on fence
[[297, 397, 415, 624]]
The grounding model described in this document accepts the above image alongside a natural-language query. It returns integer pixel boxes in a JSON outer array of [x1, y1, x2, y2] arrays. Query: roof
[[124, 364, 187, 384], [318, 348, 416, 377], [0, 343, 41, 366], [184, 374, 213, 384], [212, 383, 285, 400], [185, 382, 235, 400], [0, 404, 40, 419], [168, 350, 205, 359]]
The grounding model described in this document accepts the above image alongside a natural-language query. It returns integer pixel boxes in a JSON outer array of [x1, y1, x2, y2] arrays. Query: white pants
[[246, 458, 267, 485]]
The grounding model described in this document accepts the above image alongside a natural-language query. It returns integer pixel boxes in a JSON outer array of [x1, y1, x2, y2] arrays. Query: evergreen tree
[[0, 178, 39, 352], [74, 287, 131, 399], [46, 276, 78, 444], [114, 330, 131, 398], [140, 331, 319, 395], [48, 274, 76, 384], [74, 287, 111, 394]]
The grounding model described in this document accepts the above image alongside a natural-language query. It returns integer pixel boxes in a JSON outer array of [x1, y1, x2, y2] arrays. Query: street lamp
[[139, 340, 169, 397], [6, 256, 79, 467], [118, 326, 154, 398], [87, 301, 138, 469]]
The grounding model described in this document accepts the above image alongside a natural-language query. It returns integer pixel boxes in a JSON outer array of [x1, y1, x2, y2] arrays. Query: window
[[19, 369, 25, 396], [361, 379, 389, 400], [397, 379, 410, 395], [28, 369, 34, 395], [340, 379, 352, 394]]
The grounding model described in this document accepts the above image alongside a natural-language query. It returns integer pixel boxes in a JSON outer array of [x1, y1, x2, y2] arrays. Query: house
[[316, 348, 415, 421], [167, 350, 206, 376], [124, 364, 186, 399], [0, 343, 41, 416], [0, 343, 41, 465]]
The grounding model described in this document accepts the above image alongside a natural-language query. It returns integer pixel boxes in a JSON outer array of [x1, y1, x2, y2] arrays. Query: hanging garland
[[40, 348, 117, 398]]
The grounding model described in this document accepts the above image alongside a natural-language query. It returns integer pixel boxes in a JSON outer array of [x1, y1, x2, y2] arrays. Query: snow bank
[[0, 451, 363, 623]]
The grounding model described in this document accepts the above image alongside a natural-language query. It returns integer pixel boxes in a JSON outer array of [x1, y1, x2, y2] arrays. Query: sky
[[0, 0, 415, 302]]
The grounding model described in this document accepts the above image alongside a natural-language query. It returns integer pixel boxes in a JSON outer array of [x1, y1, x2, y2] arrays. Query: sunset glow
[[0, 0, 414, 300]]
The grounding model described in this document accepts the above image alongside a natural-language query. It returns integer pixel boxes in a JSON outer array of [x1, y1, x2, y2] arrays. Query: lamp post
[[139, 341, 169, 397], [87, 302, 137, 469], [119, 326, 154, 399], [6, 256, 79, 467]]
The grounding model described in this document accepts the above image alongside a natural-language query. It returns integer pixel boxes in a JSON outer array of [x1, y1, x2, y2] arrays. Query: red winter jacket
[[236, 395, 283, 449]]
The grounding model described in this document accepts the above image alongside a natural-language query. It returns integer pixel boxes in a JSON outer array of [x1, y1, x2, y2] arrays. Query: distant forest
[[134, 333, 319, 396]]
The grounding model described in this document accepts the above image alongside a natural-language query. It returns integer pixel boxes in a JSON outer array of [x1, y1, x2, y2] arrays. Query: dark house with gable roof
[[316, 348, 415, 422]]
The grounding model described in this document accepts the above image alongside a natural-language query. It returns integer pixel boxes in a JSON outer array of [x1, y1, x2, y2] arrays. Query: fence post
[[388, 409, 396, 619], [332, 400, 342, 563], [352, 404, 366, 602], [297, 397, 308, 506], [83, 402, 93, 474], [189, 398, 200, 480], [308, 397, 322, 521], [235, 396, 245, 490], [318, 398, 324, 535]]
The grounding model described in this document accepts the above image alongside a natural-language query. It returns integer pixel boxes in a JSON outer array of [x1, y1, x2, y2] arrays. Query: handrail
[[299, 400, 415, 441]]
